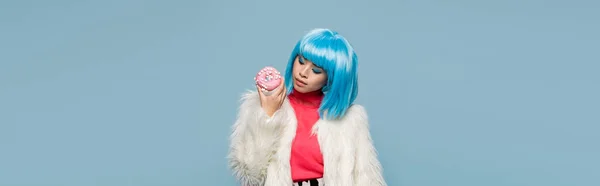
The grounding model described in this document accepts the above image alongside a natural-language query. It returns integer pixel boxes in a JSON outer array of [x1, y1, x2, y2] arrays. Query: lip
[[295, 78, 307, 86]]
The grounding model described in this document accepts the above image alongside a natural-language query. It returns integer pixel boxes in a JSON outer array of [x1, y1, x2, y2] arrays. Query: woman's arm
[[350, 105, 387, 186], [228, 90, 289, 186]]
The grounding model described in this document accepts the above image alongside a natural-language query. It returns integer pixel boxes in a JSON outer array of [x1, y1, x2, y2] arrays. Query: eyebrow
[[298, 55, 307, 61], [299, 55, 324, 69]]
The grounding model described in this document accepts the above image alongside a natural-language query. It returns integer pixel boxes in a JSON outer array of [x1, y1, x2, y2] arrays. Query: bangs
[[298, 31, 353, 73]]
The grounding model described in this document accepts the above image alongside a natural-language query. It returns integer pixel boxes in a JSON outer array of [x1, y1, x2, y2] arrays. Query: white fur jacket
[[228, 91, 387, 186]]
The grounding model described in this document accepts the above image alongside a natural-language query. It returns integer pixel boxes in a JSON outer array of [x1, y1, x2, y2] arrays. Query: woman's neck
[[289, 90, 324, 108]]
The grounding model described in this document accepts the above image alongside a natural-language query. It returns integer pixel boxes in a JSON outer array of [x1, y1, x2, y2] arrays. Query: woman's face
[[291, 55, 328, 93]]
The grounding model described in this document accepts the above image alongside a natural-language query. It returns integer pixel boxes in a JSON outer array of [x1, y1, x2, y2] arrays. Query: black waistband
[[294, 178, 319, 185]]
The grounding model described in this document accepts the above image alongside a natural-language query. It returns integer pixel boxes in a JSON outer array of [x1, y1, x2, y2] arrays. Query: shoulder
[[235, 90, 263, 114], [346, 104, 368, 117], [334, 104, 370, 129], [239, 90, 260, 105], [344, 104, 368, 121], [240, 90, 259, 102]]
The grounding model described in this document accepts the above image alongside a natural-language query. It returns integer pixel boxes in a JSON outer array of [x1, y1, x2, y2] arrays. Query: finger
[[278, 85, 287, 100], [274, 85, 285, 98], [256, 85, 265, 99], [279, 89, 286, 102], [274, 78, 286, 95], [281, 84, 287, 96]]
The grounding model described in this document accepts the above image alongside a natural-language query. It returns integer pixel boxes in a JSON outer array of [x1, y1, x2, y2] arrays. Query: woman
[[228, 28, 386, 186]]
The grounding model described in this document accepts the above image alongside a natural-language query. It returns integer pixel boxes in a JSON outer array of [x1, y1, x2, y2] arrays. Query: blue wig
[[283, 28, 359, 120]]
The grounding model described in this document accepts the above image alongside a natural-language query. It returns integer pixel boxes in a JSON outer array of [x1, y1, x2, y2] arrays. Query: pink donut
[[254, 66, 282, 93]]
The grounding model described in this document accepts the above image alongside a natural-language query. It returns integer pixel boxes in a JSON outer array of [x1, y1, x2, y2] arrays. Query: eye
[[298, 56, 306, 65], [312, 68, 323, 74]]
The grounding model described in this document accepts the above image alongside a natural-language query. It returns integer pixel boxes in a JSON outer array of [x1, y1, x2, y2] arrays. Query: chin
[[292, 86, 308, 93], [293, 87, 321, 94], [293, 87, 305, 93]]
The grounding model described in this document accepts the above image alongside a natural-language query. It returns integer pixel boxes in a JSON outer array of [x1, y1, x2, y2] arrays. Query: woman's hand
[[257, 79, 286, 117]]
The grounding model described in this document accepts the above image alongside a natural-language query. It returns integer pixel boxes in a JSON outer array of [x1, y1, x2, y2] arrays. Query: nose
[[299, 66, 310, 78]]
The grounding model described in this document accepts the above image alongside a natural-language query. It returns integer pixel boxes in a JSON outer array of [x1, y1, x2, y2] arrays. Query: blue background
[[1, 0, 598, 185]]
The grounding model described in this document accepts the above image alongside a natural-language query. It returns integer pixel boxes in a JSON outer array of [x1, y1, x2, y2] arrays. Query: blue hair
[[283, 28, 359, 120]]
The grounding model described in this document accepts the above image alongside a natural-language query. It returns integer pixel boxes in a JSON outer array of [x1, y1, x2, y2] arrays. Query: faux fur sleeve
[[227, 90, 289, 186], [350, 105, 387, 186]]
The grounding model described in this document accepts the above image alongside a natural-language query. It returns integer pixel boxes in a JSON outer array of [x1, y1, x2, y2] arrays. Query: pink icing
[[254, 66, 282, 91]]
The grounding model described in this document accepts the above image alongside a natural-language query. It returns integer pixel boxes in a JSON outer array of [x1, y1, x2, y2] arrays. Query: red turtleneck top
[[288, 90, 325, 182]]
